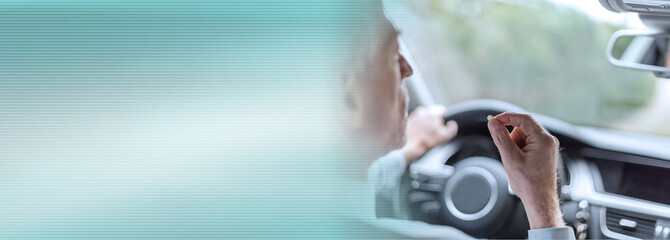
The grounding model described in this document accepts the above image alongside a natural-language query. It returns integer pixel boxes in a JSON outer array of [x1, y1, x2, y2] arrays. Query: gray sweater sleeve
[[367, 150, 407, 194], [528, 226, 576, 240]]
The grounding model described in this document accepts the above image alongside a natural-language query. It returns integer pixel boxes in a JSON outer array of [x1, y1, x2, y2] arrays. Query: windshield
[[385, 0, 670, 136]]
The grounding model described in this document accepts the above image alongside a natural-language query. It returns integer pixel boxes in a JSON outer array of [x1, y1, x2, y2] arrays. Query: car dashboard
[[386, 100, 670, 239], [558, 129, 670, 240]]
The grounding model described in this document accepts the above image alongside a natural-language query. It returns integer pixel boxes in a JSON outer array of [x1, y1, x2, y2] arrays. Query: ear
[[342, 71, 364, 131]]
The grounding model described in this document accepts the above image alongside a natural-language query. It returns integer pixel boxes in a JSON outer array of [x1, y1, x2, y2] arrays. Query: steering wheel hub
[[445, 166, 498, 220], [440, 157, 515, 237]]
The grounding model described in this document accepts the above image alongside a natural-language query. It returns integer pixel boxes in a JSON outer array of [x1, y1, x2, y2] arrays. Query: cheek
[[403, 84, 409, 106], [399, 85, 408, 115], [390, 84, 408, 136]]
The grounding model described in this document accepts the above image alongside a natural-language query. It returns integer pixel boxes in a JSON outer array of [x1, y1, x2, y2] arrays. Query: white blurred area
[[549, 0, 645, 28]]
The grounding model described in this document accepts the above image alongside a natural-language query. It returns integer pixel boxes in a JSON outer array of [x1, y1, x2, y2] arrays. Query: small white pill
[[487, 115, 494, 121]]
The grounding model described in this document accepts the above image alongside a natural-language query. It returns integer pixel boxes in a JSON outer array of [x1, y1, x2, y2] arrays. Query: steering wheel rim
[[397, 100, 537, 238]]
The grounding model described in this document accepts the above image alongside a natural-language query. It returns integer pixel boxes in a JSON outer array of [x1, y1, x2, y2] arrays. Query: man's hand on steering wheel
[[402, 105, 459, 164]]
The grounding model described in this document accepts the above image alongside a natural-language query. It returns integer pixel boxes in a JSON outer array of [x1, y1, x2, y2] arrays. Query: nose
[[399, 54, 414, 79]]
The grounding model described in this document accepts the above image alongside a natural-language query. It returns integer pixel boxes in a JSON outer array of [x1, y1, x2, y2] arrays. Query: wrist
[[401, 142, 425, 164], [521, 193, 564, 229]]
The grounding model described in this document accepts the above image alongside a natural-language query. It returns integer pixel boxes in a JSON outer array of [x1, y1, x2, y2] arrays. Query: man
[[345, 3, 575, 239]]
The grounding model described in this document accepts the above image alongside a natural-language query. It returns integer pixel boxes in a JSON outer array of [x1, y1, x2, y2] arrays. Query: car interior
[[379, 0, 670, 239]]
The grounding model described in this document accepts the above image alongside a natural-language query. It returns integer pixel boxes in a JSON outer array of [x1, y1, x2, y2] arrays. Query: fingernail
[[488, 118, 501, 132]]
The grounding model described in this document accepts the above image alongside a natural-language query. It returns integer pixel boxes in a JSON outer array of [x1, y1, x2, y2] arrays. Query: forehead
[[365, 20, 398, 55], [382, 23, 400, 48], [347, 14, 399, 61]]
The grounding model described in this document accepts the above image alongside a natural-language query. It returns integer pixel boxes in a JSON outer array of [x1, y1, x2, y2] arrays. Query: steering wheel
[[389, 100, 549, 238]]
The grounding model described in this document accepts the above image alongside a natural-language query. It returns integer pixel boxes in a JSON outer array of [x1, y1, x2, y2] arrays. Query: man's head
[[344, 12, 414, 159]]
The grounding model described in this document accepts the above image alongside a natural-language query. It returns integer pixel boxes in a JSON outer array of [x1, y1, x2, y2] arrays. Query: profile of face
[[345, 18, 414, 158]]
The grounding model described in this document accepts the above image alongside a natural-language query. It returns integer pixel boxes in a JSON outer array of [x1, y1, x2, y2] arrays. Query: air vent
[[606, 208, 657, 239]]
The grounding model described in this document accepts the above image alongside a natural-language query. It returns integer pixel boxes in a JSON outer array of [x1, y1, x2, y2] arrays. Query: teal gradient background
[[0, 1, 374, 238]]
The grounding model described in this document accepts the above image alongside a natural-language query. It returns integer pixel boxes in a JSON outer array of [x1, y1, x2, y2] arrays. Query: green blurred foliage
[[404, 0, 657, 127]]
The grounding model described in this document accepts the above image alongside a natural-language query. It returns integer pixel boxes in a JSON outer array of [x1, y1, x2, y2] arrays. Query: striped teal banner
[[0, 0, 377, 238]]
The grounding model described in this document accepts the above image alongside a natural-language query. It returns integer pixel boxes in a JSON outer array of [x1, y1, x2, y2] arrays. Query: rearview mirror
[[607, 30, 670, 76]]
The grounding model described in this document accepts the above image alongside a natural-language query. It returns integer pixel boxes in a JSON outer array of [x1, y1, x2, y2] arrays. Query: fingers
[[494, 112, 545, 135], [439, 120, 459, 142], [410, 106, 425, 116], [510, 127, 527, 149], [488, 118, 521, 160], [427, 105, 447, 116], [431, 105, 455, 142]]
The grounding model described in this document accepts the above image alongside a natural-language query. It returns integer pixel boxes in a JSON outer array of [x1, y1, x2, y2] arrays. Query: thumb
[[488, 118, 521, 160]]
